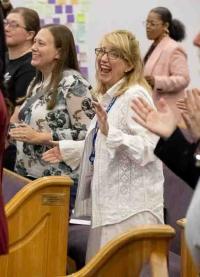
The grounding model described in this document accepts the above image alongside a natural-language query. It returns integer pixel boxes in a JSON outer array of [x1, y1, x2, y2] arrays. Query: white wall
[[86, 0, 200, 87]]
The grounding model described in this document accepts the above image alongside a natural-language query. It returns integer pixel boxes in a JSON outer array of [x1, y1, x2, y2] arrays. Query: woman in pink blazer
[[144, 7, 190, 121]]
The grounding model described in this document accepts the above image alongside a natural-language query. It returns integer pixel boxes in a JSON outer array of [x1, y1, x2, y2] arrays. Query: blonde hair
[[95, 30, 150, 96]]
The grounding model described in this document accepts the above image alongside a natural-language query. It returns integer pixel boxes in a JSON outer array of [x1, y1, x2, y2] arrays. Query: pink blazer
[[144, 36, 190, 119]]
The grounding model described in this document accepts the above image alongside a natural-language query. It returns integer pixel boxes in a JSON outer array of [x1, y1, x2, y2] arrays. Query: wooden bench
[[60, 224, 175, 277], [2, 168, 30, 203], [0, 175, 72, 277], [177, 218, 198, 277]]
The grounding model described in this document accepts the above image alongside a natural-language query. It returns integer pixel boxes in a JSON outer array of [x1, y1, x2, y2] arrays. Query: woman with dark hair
[[143, 6, 190, 121], [9, 24, 94, 212]]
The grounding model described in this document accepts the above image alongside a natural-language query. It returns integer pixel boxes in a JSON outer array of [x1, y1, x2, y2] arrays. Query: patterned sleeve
[[51, 73, 95, 141]]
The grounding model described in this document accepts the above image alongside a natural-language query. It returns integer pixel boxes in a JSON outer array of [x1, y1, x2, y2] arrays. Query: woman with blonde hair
[[43, 29, 164, 261]]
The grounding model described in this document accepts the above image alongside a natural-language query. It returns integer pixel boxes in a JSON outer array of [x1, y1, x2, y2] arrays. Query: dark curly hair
[[151, 7, 186, 41]]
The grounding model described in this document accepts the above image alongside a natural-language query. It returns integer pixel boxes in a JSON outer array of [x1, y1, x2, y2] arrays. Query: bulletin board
[[12, 0, 91, 79]]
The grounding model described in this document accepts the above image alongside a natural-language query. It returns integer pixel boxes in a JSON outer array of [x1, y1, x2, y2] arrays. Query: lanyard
[[89, 97, 117, 165]]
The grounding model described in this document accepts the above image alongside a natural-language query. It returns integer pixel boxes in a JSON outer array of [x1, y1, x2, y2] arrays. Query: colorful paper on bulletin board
[[80, 67, 88, 79], [56, 0, 67, 4], [71, 0, 78, 4], [67, 14, 75, 23], [53, 18, 61, 24], [79, 52, 87, 63], [55, 5, 63, 13], [14, 0, 92, 79], [65, 5, 73, 13], [35, 5, 54, 17], [77, 12, 86, 23], [76, 23, 86, 42], [79, 0, 91, 11]]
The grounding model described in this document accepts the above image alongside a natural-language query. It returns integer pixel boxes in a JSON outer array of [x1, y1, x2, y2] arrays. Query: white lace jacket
[[61, 80, 164, 228]]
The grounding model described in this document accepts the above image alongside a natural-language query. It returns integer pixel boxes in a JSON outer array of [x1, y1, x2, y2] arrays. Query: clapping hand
[[9, 123, 52, 144], [131, 97, 177, 138], [181, 88, 200, 140], [176, 97, 188, 112]]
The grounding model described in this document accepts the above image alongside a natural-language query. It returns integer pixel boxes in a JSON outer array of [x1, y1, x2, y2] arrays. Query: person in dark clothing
[[4, 52, 36, 107], [154, 127, 199, 188], [4, 7, 40, 106], [3, 7, 40, 170]]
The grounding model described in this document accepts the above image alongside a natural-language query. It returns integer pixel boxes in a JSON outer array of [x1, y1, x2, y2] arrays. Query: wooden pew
[[177, 218, 198, 277], [0, 175, 72, 277], [2, 168, 30, 203], [60, 224, 175, 277]]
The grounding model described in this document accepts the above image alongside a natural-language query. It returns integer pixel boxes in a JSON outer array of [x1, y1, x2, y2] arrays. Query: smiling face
[[31, 28, 60, 75], [95, 42, 132, 91], [145, 11, 167, 42]]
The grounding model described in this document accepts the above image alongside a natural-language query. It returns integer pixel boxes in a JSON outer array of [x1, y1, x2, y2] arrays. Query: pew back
[[2, 168, 30, 203], [0, 176, 72, 277], [65, 225, 175, 277]]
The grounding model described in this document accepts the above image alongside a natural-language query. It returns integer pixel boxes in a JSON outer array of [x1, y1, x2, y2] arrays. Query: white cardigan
[[61, 80, 164, 228]]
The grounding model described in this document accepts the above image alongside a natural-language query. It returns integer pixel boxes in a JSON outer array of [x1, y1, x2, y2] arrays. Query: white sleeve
[[105, 88, 160, 166], [59, 140, 85, 170]]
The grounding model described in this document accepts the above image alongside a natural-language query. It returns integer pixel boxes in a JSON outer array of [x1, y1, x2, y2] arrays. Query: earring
[[165, 27, 169, 35]]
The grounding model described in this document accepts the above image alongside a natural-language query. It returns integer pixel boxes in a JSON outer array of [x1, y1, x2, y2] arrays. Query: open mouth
[[99, 64, 111, 74]]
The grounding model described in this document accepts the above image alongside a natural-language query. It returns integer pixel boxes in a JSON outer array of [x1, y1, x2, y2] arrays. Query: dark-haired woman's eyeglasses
[[3, 19, 27, 30], [143, 20, 162, 28]]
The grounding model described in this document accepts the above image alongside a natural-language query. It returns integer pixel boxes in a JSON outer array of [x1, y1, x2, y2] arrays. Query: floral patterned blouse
[[15, 69, 95, 181]]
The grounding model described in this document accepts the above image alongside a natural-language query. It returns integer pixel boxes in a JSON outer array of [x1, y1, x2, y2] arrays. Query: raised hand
[[131, 97, 177, 138], [182, 88, 200, 140], [176, 97, 188, 112], [92, 101, 109, 136]]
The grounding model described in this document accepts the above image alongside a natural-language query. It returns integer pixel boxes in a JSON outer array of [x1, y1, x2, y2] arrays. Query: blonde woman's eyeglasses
[[95, 47, 123, 60]]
